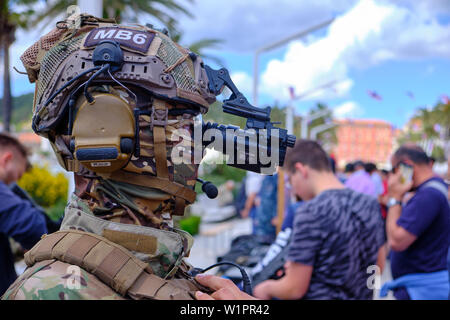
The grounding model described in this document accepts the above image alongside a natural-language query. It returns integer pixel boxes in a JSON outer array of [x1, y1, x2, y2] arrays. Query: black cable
[[84, 64, 110, 103], [44, 66, 101, 106], [66, 64, 135, 135], [190, 261, 253, 296], [107, 68, 137, 102], [67, 79, 90, 135]]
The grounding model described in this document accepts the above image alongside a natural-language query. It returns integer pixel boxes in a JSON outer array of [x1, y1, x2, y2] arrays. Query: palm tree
[[35, 0, 225, 68], [400, 100, 450, 161], [2, 0, 222, 130], [30, 0, 194, 26], [0, 1, 34, 132], [165, 17, 223, 66]]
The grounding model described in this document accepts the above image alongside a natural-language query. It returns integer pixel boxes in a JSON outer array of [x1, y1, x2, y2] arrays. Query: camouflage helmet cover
[[21, 13, 216, 132], [20, 13, 217, 215]]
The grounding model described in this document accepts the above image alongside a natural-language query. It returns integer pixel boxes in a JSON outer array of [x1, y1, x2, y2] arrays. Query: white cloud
[[259, 0, 450, 102], [173, 0, 357, 51], [230, 71, 253, 97], [333, 101, 364, 119], [6, 0, 450, 102]]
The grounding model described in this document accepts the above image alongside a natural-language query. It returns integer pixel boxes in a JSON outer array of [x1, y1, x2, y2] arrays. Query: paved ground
[[186, 217, 253, 270]]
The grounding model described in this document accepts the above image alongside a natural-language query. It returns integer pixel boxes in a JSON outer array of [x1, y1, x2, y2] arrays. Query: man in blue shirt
[[385, 145, 450, 300], [0, 133, 47, 295]]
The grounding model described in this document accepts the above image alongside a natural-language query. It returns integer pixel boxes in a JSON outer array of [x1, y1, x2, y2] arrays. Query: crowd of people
[[1, 131, 449, 300], [197, 140, 450, 300]]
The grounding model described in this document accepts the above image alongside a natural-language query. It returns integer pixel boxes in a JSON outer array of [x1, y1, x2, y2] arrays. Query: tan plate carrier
[[20, 230, 203, 300]]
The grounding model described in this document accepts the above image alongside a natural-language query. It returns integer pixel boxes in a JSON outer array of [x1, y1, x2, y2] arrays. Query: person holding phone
[[381, 145, 450, 300]]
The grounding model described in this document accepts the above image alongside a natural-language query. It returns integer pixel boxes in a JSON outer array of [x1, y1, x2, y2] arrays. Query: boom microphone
[[196, 178, 218, 199]]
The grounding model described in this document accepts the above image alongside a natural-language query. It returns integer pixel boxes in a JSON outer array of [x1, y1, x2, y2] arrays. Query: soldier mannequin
[[2, 13, 294, 300]]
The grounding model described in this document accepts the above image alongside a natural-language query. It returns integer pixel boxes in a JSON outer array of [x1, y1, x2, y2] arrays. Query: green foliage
[[3, 1, 223, 129], [45, 198, 67, 221], [265, 101, 336, 145], [431, 145, 445, 162], [202, 101, 246, 127], [26, 0, 193, 28], [166, 18, 224, 66], [398, 99, 450, 162], [17, 165, 68, 209], [196, 162, 246, 195], [307, 103, 337, 144], [269, 101, 302, 138], [0, 92, 34, 125], [179, 215, 201, 236], [1, 1, 36, 31]]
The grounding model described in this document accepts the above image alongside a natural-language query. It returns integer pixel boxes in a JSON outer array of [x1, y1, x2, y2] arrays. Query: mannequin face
[[0, 150, 27, 185]]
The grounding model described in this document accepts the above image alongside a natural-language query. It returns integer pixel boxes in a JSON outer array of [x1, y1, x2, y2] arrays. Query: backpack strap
[[422, 180, 448, 199], [24, 230, 197, 299], [422, 180, 450, 209]]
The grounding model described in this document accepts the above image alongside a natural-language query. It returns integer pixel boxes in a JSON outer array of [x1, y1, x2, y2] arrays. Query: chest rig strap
[[151, 99, 169, 179], [24, 230, 198, 299], [150, 99, 188, 216]]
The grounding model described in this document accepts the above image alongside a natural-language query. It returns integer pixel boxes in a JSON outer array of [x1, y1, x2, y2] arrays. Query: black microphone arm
[[196, 178, 218, 199]]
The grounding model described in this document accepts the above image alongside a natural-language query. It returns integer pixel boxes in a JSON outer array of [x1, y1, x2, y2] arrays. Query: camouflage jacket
[[2, 195, 199, 300]]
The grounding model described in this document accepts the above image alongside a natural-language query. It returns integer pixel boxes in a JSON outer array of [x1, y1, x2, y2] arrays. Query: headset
[[44, 38, 295, 195]]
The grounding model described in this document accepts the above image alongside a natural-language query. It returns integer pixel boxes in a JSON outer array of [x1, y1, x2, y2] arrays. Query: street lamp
[[287, 79, 339, 134], [252, 18, 335, 107], [301, 108, 332, 139], [310, 122, 336, 140]]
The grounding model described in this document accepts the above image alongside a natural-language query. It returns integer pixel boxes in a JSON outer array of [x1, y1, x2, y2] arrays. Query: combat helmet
[[20, 13, 217, 218]]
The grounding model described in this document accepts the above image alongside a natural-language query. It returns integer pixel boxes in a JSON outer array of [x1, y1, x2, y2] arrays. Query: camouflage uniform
[[2, 13, 295, 300], [2, 14, 213, 300], [3, 195, 199, 300]]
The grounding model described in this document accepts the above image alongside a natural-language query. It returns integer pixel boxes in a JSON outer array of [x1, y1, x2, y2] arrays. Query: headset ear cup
[[71, 93, 136, 173]]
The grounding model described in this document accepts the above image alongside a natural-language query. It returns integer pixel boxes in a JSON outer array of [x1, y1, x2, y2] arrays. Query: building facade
[[333, 119, 399, 168]]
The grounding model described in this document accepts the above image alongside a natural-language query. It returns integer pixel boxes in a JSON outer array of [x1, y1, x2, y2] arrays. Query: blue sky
[[208, 51, 450, 128], [3, 0, 450, 129]]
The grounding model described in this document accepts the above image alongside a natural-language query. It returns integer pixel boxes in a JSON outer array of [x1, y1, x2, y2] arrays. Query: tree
[[307, 103, 337, 148], [3, 0, 222, 131], [398, 99, 450, 162], [165, 17, 223, 66], [30, 0, 193, 26], [0, 1, 35, 132], [29, 0, 222, 59]]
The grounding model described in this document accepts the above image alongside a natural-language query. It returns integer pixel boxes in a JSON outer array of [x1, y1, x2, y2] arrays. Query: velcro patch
[[102, 229, 157, 254], [84, 27, 155, 53]]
